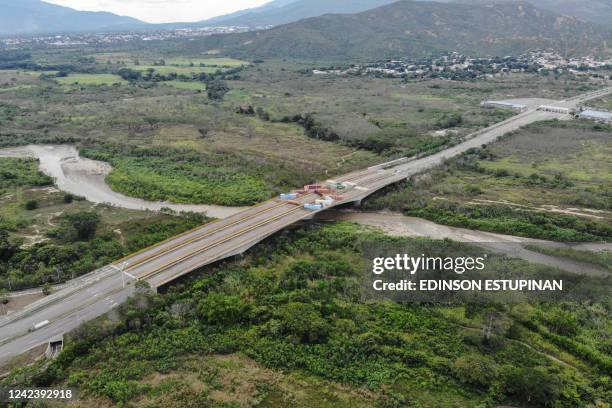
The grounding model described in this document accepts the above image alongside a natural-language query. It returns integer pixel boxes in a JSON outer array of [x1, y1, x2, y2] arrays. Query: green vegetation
[[6, 223, 610, 407], [0, 157, 210, 290], [0, 209, 208, 290], [589, 95, 612, 112], [81, 144, 274, 206], [365, 121, 612, 242], [524, 245, 612, 271], [55, 73, 126, 86], [206, 80, 230, 101], [0, 158, 52, 190], [130, 65, 221, 75], [164, 80, 206, 91], [0, 50, 599, 209], [1, 27, 610, 408]]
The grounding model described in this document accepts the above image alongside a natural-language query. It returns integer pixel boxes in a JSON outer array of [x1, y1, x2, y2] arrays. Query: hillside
[[0, 0, 146, 35], [191, 1, 611, 60], [199, 0, 399, 28], [451, 0, 612, 26], [531, 0, 612, 25]]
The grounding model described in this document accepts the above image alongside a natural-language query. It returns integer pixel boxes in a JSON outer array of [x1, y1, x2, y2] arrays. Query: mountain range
[[451, 0, 612, 26], [198, 0, 400, 28], [191, 1, 611, 60], [1, 0, 611, 38], [200, 0, 612, 28], [0, 0, 146, 36]]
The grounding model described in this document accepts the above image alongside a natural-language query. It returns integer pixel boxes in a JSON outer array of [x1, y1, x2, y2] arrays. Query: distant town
[[312, 50, 612, 81], [0, 26, 256, 49]]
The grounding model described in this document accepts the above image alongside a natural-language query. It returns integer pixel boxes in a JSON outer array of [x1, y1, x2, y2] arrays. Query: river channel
[[0, 144, 247, 218]]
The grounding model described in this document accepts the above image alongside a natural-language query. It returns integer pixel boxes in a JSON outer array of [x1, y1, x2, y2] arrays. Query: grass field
[[164, 57, 248, 67], [230, 63, 598, 154], [55, 73, 126, 86], [130, 65, 222, 75], [163, 80, 207, 91], [91, 53, 248, 68], [589, 95, 612, 111], [0, 70, 43, 86]]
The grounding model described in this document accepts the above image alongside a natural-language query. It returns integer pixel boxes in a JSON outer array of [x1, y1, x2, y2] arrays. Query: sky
[[44, 0, 271, 23]]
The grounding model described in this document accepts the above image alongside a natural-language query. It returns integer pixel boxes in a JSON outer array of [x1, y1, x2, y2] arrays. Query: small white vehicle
[[32, 320, 50, 331]]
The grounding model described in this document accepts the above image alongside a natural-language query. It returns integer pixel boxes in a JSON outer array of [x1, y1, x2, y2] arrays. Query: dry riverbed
[[0, 145, 247, 218], [318, 210, 611, 276]]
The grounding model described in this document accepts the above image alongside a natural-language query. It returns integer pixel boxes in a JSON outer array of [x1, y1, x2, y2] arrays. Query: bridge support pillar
[[46, 335, 64, 359], [353, 199, 362, 208]]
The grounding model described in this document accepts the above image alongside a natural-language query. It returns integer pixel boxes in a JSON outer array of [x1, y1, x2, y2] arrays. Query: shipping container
[[304, 184, 322, 190], [280, 193, 298, 200], [315, 199, 334, 207], [304, 203, 323, 211], [33, 320, 50, 330]]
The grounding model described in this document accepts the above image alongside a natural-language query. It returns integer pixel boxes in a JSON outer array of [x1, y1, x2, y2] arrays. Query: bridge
[[0, 86, 610, 363]]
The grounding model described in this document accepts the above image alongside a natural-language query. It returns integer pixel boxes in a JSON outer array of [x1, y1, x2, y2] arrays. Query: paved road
[[0, 86, 610, 363]]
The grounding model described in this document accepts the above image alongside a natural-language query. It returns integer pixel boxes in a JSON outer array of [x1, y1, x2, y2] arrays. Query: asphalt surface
[[0, 87, 610, 363]]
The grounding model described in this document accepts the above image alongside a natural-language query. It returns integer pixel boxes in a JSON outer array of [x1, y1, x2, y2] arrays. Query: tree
[[25, 199, 37, 210], [0, 229, 17, 261], [199, 293, 250, 326], [42, 283, 52, 296], [278, 302, 330, 343], [542, 307, 579, 336], [117, 68, 142, 82], [481, 304, 510, 343], [256, 107, 270, 121], [504, 366, 563, 405], [144, 116, 160, 130], [65, 211, 100, 240], [451, 354, 500, 388], [207, 80, 230, 101]]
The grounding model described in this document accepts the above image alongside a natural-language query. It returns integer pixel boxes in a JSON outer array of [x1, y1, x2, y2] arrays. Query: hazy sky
[[44, 0, 271, 23]]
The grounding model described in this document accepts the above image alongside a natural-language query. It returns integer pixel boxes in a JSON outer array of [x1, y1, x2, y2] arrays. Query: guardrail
[[0, 265, 117, 326]]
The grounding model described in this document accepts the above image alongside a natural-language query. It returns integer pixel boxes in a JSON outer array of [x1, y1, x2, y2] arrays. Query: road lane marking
[[115, 199, 308, 272], [140, 205, 306, 281]]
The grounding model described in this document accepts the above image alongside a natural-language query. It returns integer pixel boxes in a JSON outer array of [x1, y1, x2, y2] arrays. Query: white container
[[280, 193, 298, 200], [315, 199, 334, 207], [33, 320, 50, 330]]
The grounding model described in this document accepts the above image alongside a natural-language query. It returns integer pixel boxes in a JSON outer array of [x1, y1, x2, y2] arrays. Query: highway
[[0, 86, 610, 363]]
